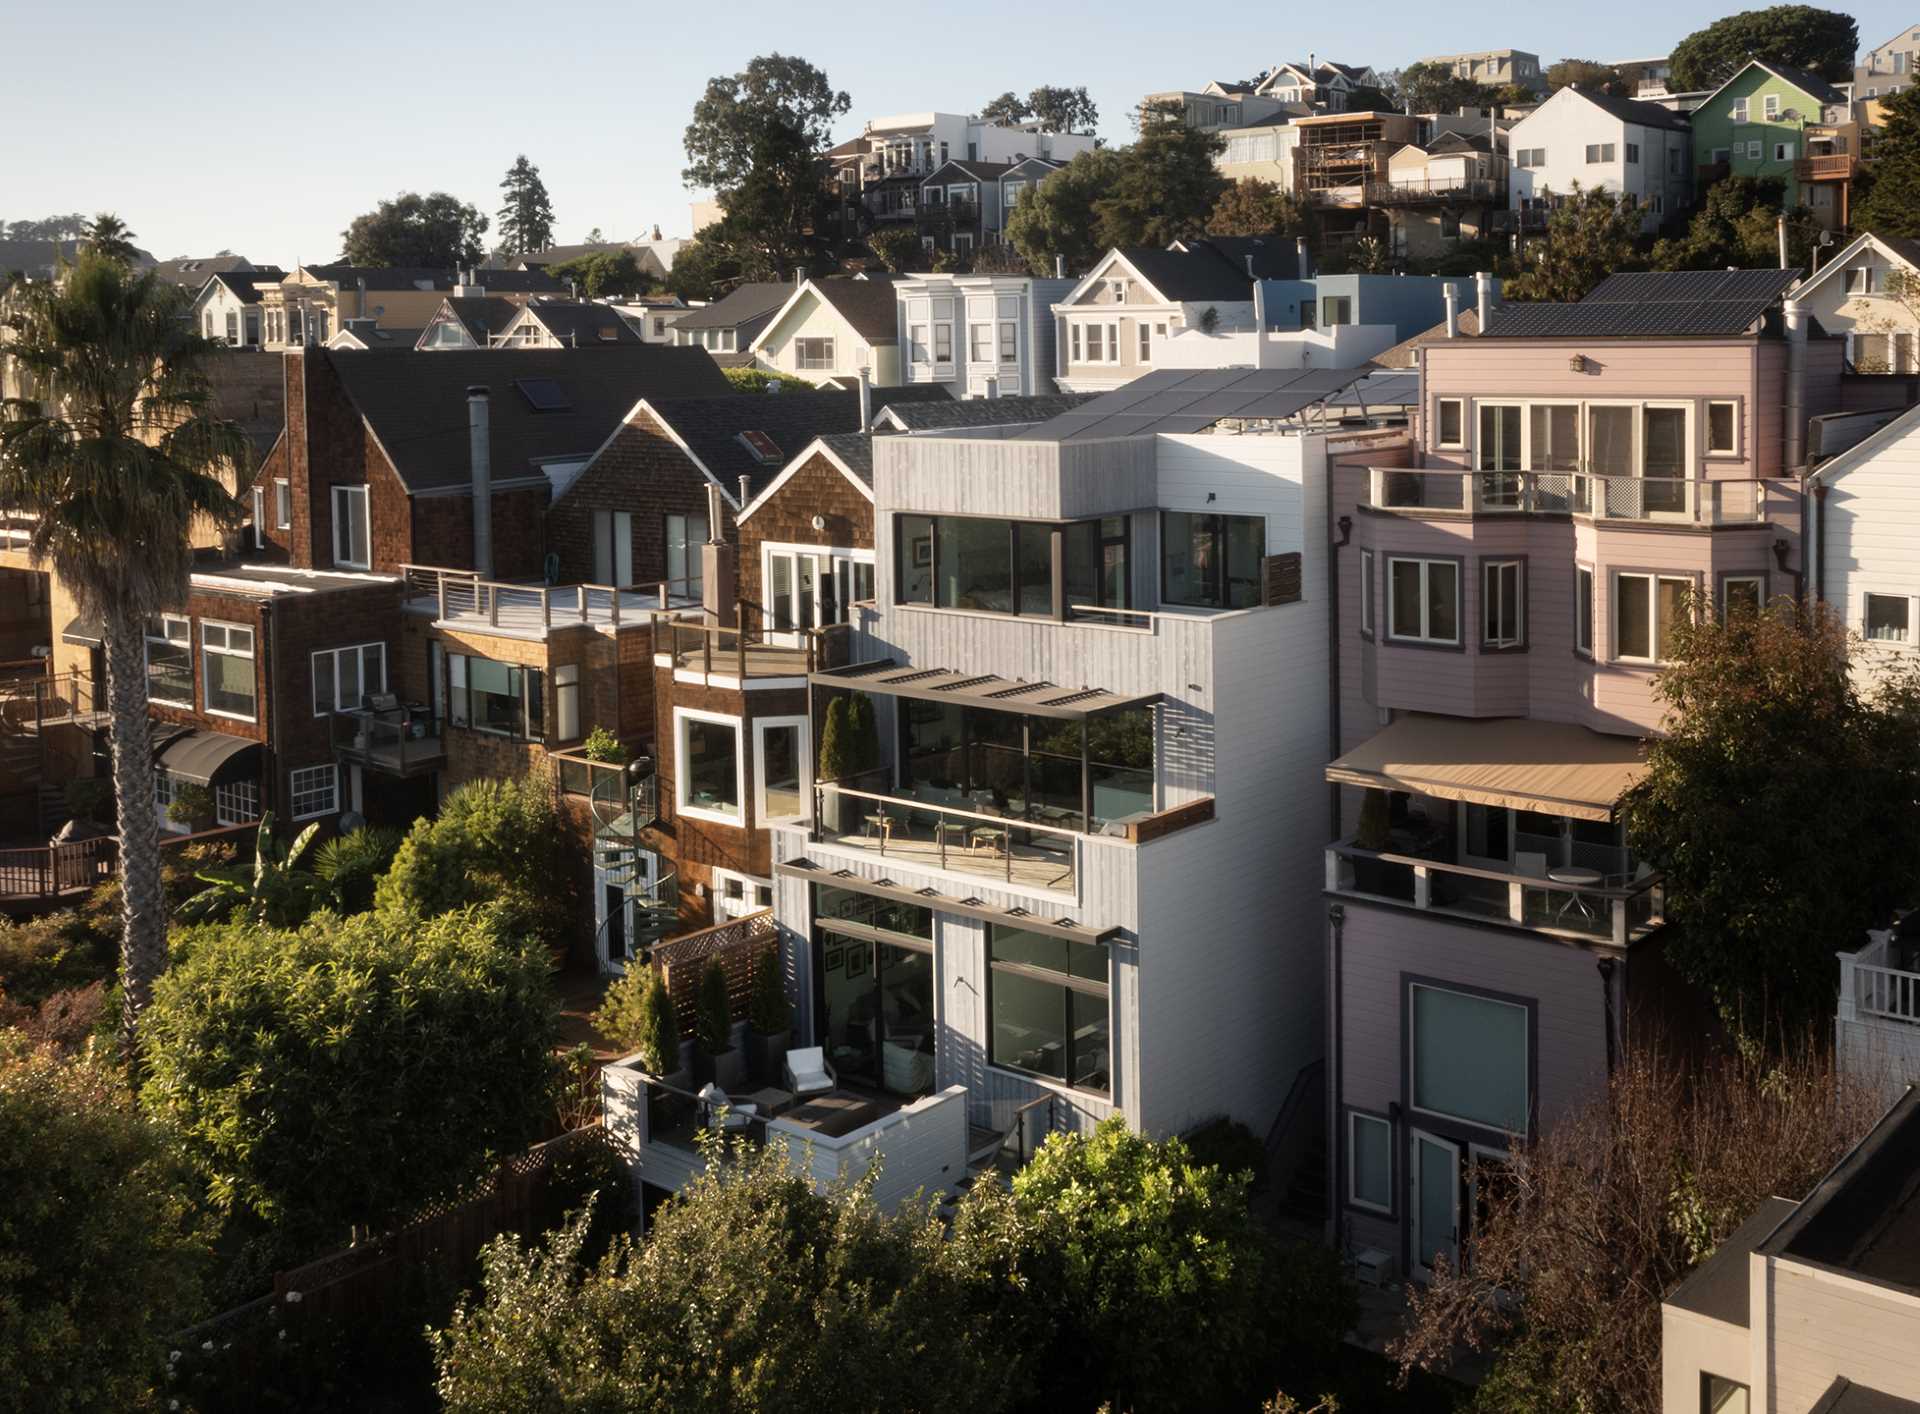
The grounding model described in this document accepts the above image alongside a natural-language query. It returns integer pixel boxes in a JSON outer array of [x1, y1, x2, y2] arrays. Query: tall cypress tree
[[496, 155, 557, 257], [1855, 87, 1920, 240]]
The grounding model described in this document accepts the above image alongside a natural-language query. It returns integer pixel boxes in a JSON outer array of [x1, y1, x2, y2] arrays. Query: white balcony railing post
[[1412, 865, 1431, 910], [1837, 950, 1859, 1023], [1370, 467, 1386, 506], [1508, 880, 1525, 924]]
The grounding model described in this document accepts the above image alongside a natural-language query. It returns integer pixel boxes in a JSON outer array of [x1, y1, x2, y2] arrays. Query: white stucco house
[[749, 277, 903, 387], [1507, 86, 1693, 233]]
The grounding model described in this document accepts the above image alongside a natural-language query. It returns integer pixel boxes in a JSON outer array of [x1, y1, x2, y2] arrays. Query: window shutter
[[1261, 552, 1303, 606]]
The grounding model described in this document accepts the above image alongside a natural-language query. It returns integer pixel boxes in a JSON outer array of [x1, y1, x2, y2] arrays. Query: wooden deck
[[660, 643, 810, 679]]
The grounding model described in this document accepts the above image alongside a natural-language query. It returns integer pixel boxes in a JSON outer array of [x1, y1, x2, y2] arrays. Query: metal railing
[[1364, 467, 1771, 524], [331, 710, 445, 774], [1367, 177, 1505, 205], [655, 604, 840, 680], [0, 671, 102, 733], [1326, 841, 1664, 946], [398, 563, 698, 631], [814, 781, 1080, 892]]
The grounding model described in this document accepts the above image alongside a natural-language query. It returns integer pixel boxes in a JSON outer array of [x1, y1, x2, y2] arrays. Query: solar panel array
[[1485, 268, 1802, 339], [1022, 367, 1368, 442]]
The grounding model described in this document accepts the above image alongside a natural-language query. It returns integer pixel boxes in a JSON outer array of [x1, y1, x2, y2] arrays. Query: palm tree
[[83, 212, 139, 266], [0, 250, 246, 1052]]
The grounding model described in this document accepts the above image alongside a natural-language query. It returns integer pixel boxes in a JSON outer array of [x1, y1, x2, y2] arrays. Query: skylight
[[737, 430, 782, 463], [515, 378, 571, 412]]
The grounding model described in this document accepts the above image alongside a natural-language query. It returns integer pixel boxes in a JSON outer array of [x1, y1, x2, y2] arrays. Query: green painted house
[[1689, 58, 1857, 228]]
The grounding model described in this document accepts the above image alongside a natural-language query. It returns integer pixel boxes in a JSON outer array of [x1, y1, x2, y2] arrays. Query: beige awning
[[1326, 714, 1646, 823]]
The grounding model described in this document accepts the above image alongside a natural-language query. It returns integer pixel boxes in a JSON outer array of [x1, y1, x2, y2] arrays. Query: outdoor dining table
[[1546, 866, 1604, 925]]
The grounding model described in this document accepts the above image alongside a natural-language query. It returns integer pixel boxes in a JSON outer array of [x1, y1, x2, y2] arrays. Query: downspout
[[1812, 480, 1830, 606], [1328, 510, 1352, 839], [1596, 955, 1618, 1079], [1783, 298, 1808, 475], [262, 601, 280, 822], [1327, 903, 1346, 1250]]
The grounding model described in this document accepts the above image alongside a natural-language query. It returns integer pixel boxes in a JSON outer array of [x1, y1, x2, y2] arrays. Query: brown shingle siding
[[546, 410, 734, 589], [736, 448, 875, 612]]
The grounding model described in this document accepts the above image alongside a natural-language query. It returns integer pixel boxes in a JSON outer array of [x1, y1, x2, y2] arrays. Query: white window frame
[[795, 336, 836, 371], [933, 322, 953, 364], [1347, 1111, 1394, 1214], [1705, 399, 1740, 456], [331, 484, 370, 570], [1774, 141, 1795, 163], [1865, 592, 1914, 643], [1408, 982, 1531, 1137], [1575, 564, 1595, 657], [1386, 557, 1461, 646], [289, 763, 339, 821], [199, 619, 257, 722], [1721, 574, 1766, 618], [1482, 559, 1524, 649], [910, 323, 930, 364], [712, 866, 775, 919], [674, 706, 746, 826], [1359, 548, 1375, 636], [274, 478, 292, 530], [1764, 93, 1780, 119], [1746, 139, 1763, 161], [1613, 571, 1694, 664], [1731, 97, 1749, 122], [1845, 266, 1876, 296], [752, 714, 810, 825], [311, 642, 388, 717], [998, 320, 1018, 365], [146, 614, 194, 708], [215, 778, 260, 827], [970, 323, 993, 364], [1070, 323, 1084, 363], [1137, 321, 1152, 364], [1435, 397, 1466, 449]]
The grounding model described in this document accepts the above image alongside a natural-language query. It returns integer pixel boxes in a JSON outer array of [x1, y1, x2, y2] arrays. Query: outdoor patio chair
[[784, 1046, 836, 1096], [696, 1082, 756, 1132]]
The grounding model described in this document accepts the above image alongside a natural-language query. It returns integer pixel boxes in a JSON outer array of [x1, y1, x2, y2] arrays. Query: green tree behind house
[[1853, 86, 1920, 240], [1668, 5, 1858, 92], [341, 191, 490, 268], [495, 154, 556, 256], [1504, 184, 1643, 302]]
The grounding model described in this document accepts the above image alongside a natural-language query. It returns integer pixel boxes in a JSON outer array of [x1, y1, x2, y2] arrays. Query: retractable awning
[[812, 659, 1156, 721], [61, 617, 103, 647], [156, 728, 259, 785], [1325, 714, 1647, 823]]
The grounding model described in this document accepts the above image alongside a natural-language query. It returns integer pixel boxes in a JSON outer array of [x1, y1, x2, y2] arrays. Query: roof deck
[[400, 563, 698, 640]]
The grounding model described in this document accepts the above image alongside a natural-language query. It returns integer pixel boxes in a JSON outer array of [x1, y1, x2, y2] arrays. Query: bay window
[[934, 322, 953, 363], [1387, 557, 1460, 645], [312, 642, 387, 715], [676, 707, 743, 822], [1614, 572, 1692, 662], [1482, 559, 1524, 649], [146, 616, 193, 706], [1410, 983, 1530, 1133], [989, 925, 1110, 1097], [200, 621, 257, 720], [970, 325, 993, 363], [1161, 511, 1264, 610]]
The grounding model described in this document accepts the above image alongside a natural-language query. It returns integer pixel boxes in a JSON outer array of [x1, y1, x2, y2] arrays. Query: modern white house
[[1507, 86, 1694, 233], [1791, 230, 1920, 372], [893, 273, 1074, 398], [1660, 1086, 1920, 1414], [750, 277, 904, 387], [1807, 400, 1920, 687]]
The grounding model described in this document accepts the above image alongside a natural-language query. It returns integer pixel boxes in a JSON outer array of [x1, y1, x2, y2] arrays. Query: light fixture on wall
[[811, 514, 827, 531], [1568, 353, 1588, 372]]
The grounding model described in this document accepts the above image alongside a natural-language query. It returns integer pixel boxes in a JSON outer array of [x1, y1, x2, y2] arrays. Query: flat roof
[[1665, 1196, 1799, 1326], [813, 658, 1157, 722], [190, 562, 400, 597], [1023, 367, 1367, 442]]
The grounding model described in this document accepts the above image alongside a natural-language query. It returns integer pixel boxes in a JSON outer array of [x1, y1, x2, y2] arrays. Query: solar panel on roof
[[515, 377, 571, 411]]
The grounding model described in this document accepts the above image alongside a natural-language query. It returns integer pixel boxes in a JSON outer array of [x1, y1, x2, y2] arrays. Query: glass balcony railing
[[1364, 468, 1771, 524], [814, 780, 1082, 893], [331, 709, 445, 775]]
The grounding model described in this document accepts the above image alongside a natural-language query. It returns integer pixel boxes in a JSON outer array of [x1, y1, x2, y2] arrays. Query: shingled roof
[[326, 345, 730, 494], [1114, 237, 1302, 302], [801, 277, 902, 342], [672, 282, 795, 334], [874, 392, 1097, 432]]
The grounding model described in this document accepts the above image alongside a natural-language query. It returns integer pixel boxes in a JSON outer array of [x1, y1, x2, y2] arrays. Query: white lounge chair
[[784, 1046, 836, 1096], [696, 1082, 756, 1131]]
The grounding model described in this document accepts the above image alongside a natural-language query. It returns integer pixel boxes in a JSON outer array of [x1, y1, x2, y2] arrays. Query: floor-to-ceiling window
[[988, 924, 1110, 1096], [813, 885, 936, 1096]]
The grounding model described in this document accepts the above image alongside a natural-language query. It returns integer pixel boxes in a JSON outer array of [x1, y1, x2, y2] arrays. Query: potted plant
[[817, 695, 853, 834], [748, 948, 792, 1085], [166, 782, 215, 834], [692, 957, 741, 1090], [593, 965, 687, 1130], [583, 725, 628, 764]]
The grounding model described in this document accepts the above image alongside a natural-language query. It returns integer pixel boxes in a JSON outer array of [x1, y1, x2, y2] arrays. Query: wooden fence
[[653, 908, 778, 1040], [0, 822, 258, 905]]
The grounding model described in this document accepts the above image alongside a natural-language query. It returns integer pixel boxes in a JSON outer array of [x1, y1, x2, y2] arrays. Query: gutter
[[1327, 902, 1345, 1251]]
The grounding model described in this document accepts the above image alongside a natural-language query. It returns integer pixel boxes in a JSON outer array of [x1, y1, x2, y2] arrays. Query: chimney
[[1055, 254, 1066, 279], [1783, 297, 1809, 471], [985, 374, 1000, 399], [652, 224, 663, 240], [1296, 235, 1312, 279], [356, 276, 367, 320], [1252, 281, 1268, 368], [1475, 270, 1493, 332], [738, 475, 751, 507], [857, 366, 872, 428], [467, 387, 493, 577], [1443, 282, 1459, 338], [700, 481, 737, 626]]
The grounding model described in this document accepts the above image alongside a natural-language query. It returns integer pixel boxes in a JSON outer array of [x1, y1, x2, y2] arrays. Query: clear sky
[[3, 0, 1910, 264]]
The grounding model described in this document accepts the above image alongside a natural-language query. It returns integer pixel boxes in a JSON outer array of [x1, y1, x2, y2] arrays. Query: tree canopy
[[340, 191, 489, 269], [1651, 175, 1817, 270], [1667, 6, 1859, 91], [1207, 178, 1307, 238], [1006, 147, 1127, 277], [1028, 84, 1099, 134], [1546, 58, 1625, 94], [83, 211, 140, 265], [1621, 600, 1920, 1041], [1092, 104, 1226, 249], [140, 904, 560, 1248], [546, 248, 652, 298], [495, 154, 556, 257], [1504, 184, 1643, 302], [1853, 85, 1920, 240], [1391, 61, 1491, 115], [979, 90, 1031, 126], [0, 1037, 207, 1412]]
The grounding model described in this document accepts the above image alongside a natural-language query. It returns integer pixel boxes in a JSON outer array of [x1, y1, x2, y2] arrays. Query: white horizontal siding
[[1766, 1261, 1920, 1412], [1824, 419, 1920, 692]]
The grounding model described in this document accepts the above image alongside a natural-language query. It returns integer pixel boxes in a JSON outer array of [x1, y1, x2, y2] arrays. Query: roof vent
[[736, 430, 782, 464]]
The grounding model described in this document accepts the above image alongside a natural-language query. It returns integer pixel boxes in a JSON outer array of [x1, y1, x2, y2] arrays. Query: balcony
[[1363, 467, 1772, 525], [1797, 153, 1858, 182], [1326, 841, 1663, 945], [331, 707, 445, 776], [1837, 929, 1920, 1106], [553, 748, 657, 841], [399, 563, 697, 641], [653, 609, 843, 685], [1367, 177, 1506, 206]]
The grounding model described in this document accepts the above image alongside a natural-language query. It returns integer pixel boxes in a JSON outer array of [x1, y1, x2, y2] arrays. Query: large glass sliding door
[[814, 886, 936, 1097], [768, 548, 876, 644]]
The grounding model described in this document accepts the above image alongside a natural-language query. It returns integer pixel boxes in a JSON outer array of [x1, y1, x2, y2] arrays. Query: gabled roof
[[805, 277, 902, 343], [671, 282, 794, 333], [519, 301, 642, 346], [1483, 269, 1802, 338], [153, 255, 257, 286], [203, 268, 288, 305], [1371, 308, 1483, 368], [435, 296, 520, 345], [1538, 84, 1691, 133], [920, 158, 1020, 184], [1086, 237, 1300, 304], [1426, 131, 1499, 154], [629, 389, 902, 504], [325, 346, 730, 494], [1698, 57, 1848, 113], [1808, 400, 1920, 487], [330, 325, 423, 351], [736, 431, 876, 523], [297, 265, 457, 292], [1791, 230, 1920, 302], [873, 392, 1097, 433]]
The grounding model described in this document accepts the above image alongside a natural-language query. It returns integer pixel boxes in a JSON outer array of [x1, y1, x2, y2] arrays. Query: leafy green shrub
[[166, 781, 215, 827], [695, 958, 731, 1057], [721, 365, 814, 394], [311, 825, 403, 914], [581, 726, 627, 764], [141, 904, 561, 1247], [1183, 1113, 1271, 1192], [748, 948, 790, 1035], [593, 965, 679, 1074], [0, 913, 78, 1010], [0, 1036, 207, 1410], [63, 775, 112, 823]]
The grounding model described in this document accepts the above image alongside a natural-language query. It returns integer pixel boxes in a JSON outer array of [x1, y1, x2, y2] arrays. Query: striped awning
[[811, 659, 1155, 721]]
